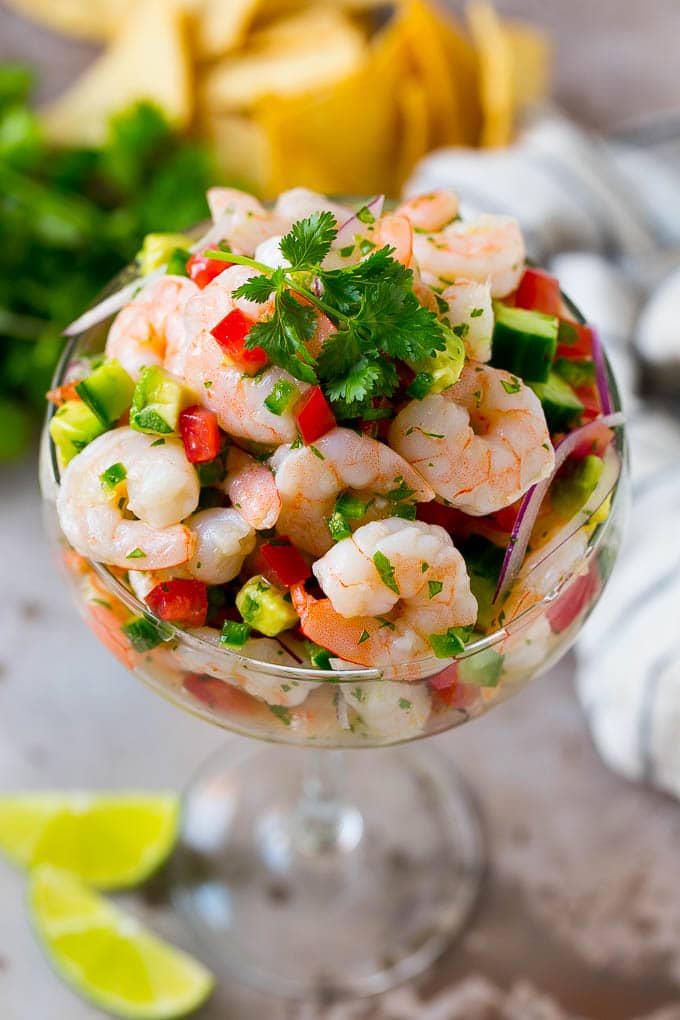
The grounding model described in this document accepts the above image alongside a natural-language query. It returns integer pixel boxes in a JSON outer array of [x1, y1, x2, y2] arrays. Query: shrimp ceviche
[[48, 187, 623, 742]]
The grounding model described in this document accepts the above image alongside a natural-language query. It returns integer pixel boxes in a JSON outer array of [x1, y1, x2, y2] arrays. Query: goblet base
[[172, 740, 483, 999]]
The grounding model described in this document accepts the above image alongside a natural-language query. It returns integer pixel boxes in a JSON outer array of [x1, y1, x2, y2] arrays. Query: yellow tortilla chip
[[201, 111, 271, 193], [185, 0, 261, 60], [41, 0, 192, 146], [504, 20, 550, 107], [2, 0, 135, 40], [437, 12, 482, 146], [258, 14, 404, 197], [466, 0, 514, 147], [202, 8, 366, 112], [394, 75, 430, 192]]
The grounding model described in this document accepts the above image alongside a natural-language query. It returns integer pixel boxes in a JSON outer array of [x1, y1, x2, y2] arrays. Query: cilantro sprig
[[206, 209, 447, 419]]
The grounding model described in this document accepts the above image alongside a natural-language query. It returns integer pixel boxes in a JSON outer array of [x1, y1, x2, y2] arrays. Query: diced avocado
[[553, 356, 595, 388], [491, 303, 558, 383], [458, 648, 504, 687], [137, 232, 193, 275], [408, 323, 465, 394], [551, 454, 604, 518], [235, 575, 299, 637], [49, 399, 106, 465], [461, 536, 505, 631], [529, 371, 584, 433], [75, 359, 134, 426], [129, 366, 195, 435]]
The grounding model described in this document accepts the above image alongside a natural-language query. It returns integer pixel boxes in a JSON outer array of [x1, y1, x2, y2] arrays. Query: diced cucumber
[[551, 454, 604, 518], [75, 359, 134, 426], [458, 648, 504, 687], [529, 371, 584, 433], [461, 536, 505, 631], [129, 366, 195, 435], [553, 356, 595, 388], [235, 575, 299, 637], [49, 399, 106, 465], [491, 303, 558, 383]]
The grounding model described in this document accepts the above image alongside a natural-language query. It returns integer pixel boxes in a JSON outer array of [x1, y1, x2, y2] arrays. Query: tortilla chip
[[42, 0, 192, 146], [202, 111, 271, 192], [2, 0, 135, 40], [504, 20, 550, 107], [186, 0, 261, 60], [202, 8, 366, 112], [437, 11, 482, 146], [394, 74, 430, 191], [466, 0, 514, 147]]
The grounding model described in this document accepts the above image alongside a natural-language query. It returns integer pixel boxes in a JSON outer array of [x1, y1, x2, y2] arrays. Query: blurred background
[[2, 1, 680, 1017]]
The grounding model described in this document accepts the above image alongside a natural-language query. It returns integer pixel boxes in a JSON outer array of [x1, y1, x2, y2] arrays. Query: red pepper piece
[[295, 386, 336, 444], [514, 267, 562, 317], [416, 501, 471, 537], [178, 405, 220, 464], [556, 320, 594, 359], [255, 539, 311, 589], [146, 580, 208, 628], [211, 308, 268, 372], [571, 421, 613, 458], [186, 251, 231, 289], [46, 381, 80, 406], [547, 562, 601, 634], [183, 674, 256, 716]]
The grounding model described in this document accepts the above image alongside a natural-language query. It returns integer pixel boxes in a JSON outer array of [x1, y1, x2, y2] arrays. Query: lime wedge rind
[[30, 866, 214, 1020]]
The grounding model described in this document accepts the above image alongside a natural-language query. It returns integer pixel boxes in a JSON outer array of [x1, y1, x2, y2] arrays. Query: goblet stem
[[291, 749, 364, 858]]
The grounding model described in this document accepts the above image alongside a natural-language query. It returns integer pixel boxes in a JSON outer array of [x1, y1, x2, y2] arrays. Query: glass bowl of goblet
[[40, 280, 627, 1001]]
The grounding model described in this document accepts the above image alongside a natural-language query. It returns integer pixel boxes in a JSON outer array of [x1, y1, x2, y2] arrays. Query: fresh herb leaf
[[279, 210, 338, 269], [373, 550, 400, 594], [428, 580, 444, 599], [99, 462, 126, 490]]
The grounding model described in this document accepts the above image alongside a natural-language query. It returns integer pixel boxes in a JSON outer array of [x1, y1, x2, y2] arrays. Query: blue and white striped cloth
[[406, 110, 680, 799]]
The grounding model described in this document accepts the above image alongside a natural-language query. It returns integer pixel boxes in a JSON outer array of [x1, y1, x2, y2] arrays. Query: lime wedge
[[30, 866, 214, 1019], [0, 793, 178, 889]]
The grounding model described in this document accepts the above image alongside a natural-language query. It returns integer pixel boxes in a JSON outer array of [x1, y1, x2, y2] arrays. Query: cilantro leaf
[[233, 272, 279, 304], [246, 289, 318, 384], [279, 211, 338, 270]]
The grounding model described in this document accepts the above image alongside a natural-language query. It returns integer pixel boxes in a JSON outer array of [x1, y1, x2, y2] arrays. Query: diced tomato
[[488, 499, 523, 533], [146, 580, 208, 628], [546, 563, 600, 634], [556, 320, 594, 359], [186, 251, 231, 289], [574, 384, 601, 423], [211, 308, 268, 372], [514, 268, 562, 317], [429, 664, 481, 709], [254, 539, 311, 589], [47, 381, 80, 406], [296, 386, 336, 444], [179, 405, 220, 464], [571, 420, 614, 458], [416, 502, 471, 537], [183, 674, 256, 716]]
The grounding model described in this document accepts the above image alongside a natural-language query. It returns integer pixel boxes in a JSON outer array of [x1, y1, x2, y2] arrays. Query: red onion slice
[[62, 211, 239, 338], [493, 412, 625, 603], [332, 195, 385, 253], [590, 327, 614, 415]]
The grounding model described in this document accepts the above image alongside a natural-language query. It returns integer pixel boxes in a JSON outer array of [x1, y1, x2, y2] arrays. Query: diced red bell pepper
[[211, 308, 268, 373], [514, 268, 562, 317], [488, 499, 522, 533], [186, 251, 231, 289], [146, 580, 208, 628], [416, 501, 471, 537], [556, 320, 594, 359], [574, 384, 601, 423], [255, 539, 311, 589], [296, 386, 336, 444], [179, 405, 220, 464]]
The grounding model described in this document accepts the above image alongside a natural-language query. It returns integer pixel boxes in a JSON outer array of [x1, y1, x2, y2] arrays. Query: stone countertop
[[3, 455, 680, 1019], [3, 1, 680, 1014]]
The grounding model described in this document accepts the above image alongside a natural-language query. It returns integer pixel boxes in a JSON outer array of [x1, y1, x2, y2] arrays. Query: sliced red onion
[[590, 327, 614, 415], [62, 214, 235, 338], [493, 412, 625, 603], [333, 195, 385, 252]]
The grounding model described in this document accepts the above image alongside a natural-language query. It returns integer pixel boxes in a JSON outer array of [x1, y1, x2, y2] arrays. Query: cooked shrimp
[[180, 265, 307, 444], [274, 187, 352, 227], [413, 214, 525, 298], [206, 187, 287, 254], [271, 428, 435, 556], [105, 275, 198, 380], [343, 681, 431, 740], [372, 213, 413, 267], [292, 518, 477, 668], [389, 363, 554, 515], [57, 428, 199, 569], [223, 447, 281, 530], [396, 190, 459, 232], [185, 508, 256, 584], [441, 278, 494, 362]]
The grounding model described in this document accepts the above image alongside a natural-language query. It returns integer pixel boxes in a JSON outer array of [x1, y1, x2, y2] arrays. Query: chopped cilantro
[[398, 698, 412, 710], [373, 550, 399, 594], [327, 511, 352, 542], [99, 462, 126, 490], [428, 580, 444, 599], [358, 630, 370, 644], [355, 204, 376, 224], [428, 625, 474, 659], [268, 704, 291, 726], [335, 492, 370, 519], [470, 307, 484, 318], [150, 437, 166, 447], [501, 376, 521, 395], [126, 547, 146, 559]]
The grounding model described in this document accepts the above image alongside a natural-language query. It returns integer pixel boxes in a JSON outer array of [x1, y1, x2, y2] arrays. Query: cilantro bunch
[[207, 210, 447, 419]]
